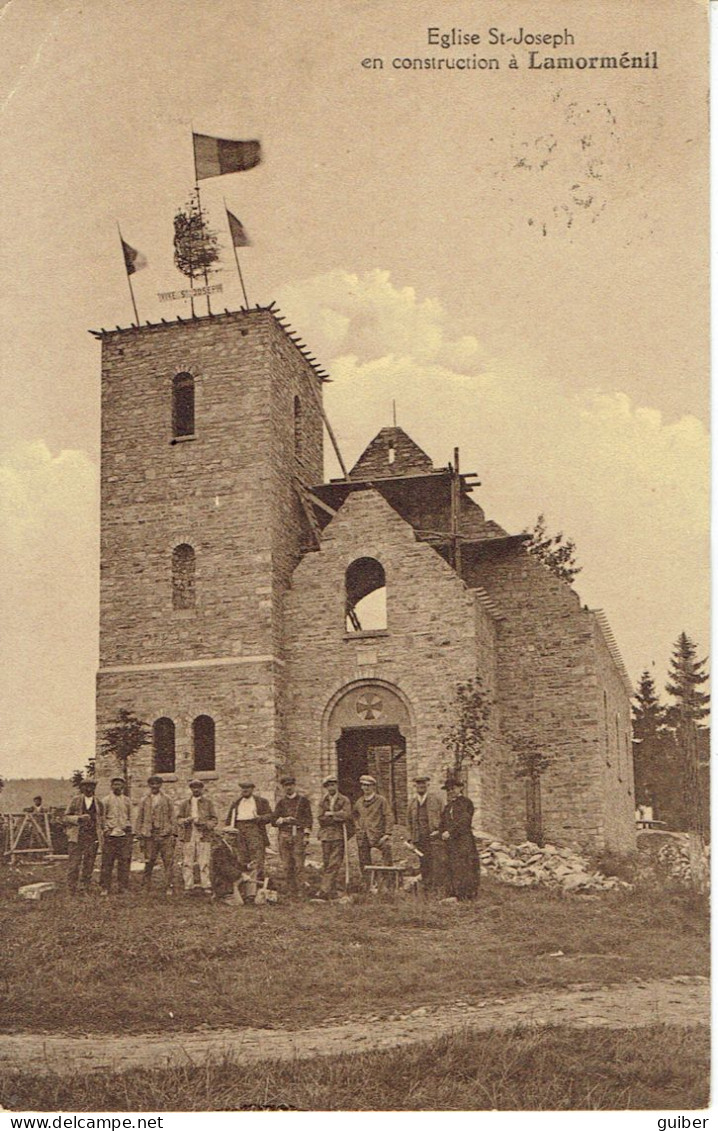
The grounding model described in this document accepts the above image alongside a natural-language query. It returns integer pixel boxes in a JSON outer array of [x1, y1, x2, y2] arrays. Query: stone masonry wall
[[283, 489, 500, 829], [591, 615, 636, 853], [466, 546, 611, 852], [471, 594, 506, 837], [96, 663, 281, 814], [97, 311, 323, 802], [99, 311, 320, 667]]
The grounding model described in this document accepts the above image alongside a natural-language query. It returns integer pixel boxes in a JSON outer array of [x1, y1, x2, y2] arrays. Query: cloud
[[0, 441, 98, 777], [276, 270, 709, 683], [277, 269, 485, 374]]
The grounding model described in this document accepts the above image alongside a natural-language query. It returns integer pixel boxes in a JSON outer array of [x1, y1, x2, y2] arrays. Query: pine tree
[[631, 671, 673, 820], [664, 633, 710, 889], [632, 670, 666, 742], [523, 514, 581, 584], [173, 190, 220, 315], [70, 757, 96, 789], [665, 632, 710, 728]]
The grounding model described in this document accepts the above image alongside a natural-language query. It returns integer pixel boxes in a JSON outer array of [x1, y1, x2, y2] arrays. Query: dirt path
[[0, 977, 708, 1077]]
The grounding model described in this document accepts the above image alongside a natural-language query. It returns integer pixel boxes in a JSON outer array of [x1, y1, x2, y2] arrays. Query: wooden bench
[[364, 864, 406, 892]]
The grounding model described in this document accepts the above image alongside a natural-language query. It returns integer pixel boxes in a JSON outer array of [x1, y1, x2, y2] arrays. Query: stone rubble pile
[[655, 837, 710, 885], [635, 830, 711, 887], [478, 839, 632, 893]]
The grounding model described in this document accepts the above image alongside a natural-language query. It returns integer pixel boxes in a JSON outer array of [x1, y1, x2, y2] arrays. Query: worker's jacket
[[225, 795, 273, 847], [407, 792, 443, 843], [135, 792, 176, 838], [353, 793, 393, 847], [317, 792, 353, 842], [272, 794, 313, 833], [176, 795, 218, 843], [63, 795, 105, 846]]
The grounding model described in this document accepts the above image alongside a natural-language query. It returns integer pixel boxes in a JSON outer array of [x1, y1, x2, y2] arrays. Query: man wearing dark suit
[[225, 779, 273, 902], [272, 775, 312, 898], [64, 780, 104, 894], [407, 774, 444, 892], [135, 775, 177, 894]]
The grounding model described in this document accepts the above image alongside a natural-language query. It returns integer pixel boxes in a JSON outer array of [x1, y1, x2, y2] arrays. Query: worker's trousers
[[182, 829, 212, 890]]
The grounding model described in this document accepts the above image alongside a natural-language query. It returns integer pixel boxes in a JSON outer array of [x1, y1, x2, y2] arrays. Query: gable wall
[[283, 490, 500, 827]]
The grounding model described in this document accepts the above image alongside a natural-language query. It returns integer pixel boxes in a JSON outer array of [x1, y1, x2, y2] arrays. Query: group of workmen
[[62, 768, 480, 902]]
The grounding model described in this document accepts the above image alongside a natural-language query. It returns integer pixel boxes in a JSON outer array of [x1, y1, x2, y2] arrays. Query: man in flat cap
[[135, 775, 177, 894], [272, 775, 313, 898], [353, 774, 393, 884], [177, 779, 217, 895], [99, 776, 133, 895], [317, 775, 353, 899], [225, 780, 273, 903], [407, 774, 444, 893], [64, 778, 104, 894]]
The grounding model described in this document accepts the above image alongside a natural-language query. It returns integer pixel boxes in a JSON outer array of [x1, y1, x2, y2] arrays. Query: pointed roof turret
[[348, 426, 437, 480]]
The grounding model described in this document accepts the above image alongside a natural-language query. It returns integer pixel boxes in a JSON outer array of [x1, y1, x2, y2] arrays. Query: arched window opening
[[153, 717, 175, 774], [388, 440, 396, 465], [173, 372, 195, 438], [293, 395, 303, 459], [172, 544, 195, 610], [193, 715, 216, 772], [345, 557, 387, 633]]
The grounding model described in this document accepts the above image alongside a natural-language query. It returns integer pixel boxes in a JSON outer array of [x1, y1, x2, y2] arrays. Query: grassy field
[[0, 860, 709, 1036], [0, 1024, 709, 1111]]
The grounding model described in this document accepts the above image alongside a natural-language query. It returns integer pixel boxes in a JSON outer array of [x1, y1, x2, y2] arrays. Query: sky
[[0, 0, 709, 779]]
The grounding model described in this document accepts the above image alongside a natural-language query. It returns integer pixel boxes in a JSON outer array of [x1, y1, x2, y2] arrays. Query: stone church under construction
[[95, 307, 636, 853]]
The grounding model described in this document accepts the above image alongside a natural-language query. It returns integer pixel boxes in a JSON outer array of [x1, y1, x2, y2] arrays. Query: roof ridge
[[592, 609, 633, 695]]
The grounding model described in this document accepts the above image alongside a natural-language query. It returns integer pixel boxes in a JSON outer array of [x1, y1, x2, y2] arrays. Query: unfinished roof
[[348, 427, 439, 480], [592, 610, 633, 695], [310, 422, 521, 588]]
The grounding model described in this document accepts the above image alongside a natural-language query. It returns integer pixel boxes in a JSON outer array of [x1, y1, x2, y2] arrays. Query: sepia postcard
[[0, 0, 710, 1122]]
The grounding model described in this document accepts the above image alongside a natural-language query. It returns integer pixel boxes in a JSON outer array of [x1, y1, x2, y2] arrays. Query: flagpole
[[117, 223, 139, 325], [224, 196, 250, 309], [195, 180, 213, 316], [192, 130, 212, 317]]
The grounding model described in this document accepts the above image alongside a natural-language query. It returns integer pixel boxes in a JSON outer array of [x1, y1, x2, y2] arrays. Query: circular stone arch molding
[[320, 678, 417, 780]]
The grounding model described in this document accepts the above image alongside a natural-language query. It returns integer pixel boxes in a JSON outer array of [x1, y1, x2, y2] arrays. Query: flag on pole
[[121, 239, 147, 276], [193, 133, 262, 180], [226, 208, 250, 247]]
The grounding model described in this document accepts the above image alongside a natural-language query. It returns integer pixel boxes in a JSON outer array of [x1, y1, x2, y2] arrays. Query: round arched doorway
[[323, 681, 414, 824]]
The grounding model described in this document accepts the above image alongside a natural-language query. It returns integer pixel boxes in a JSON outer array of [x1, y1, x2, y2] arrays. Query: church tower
[[95, 309, 324, 804]]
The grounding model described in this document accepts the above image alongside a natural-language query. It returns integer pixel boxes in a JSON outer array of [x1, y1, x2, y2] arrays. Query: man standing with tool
[[272, 775, 313, 899], [225, 779, 273, 903], [353, 774, 393, 884], [317, 774, 353, 899]]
